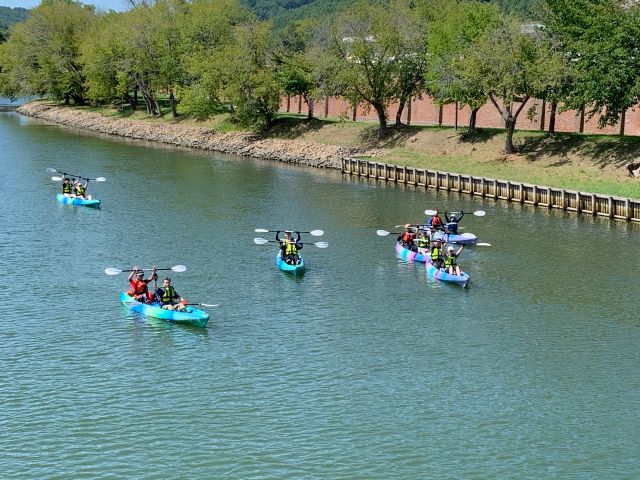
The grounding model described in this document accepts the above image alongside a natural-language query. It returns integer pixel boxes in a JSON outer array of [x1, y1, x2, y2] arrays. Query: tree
[[0, 0, 96, 104], [425, 0, 501, 130], [459, 18, 551, 153]]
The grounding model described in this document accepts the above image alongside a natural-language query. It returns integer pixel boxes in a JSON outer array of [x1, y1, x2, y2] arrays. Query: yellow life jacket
[[431, 247, 441, 261], [161, 285, 178, 304], [417, 236, 429, 248], [63, 182, 73, 194], [445, 254, 457, 267], [284, 239, 298, 255], [75, 184, 86, 196]]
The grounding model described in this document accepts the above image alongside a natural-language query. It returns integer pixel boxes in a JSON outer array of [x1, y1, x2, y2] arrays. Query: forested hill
[[242, 0, 543, 28], [0, 6, 29, 34]]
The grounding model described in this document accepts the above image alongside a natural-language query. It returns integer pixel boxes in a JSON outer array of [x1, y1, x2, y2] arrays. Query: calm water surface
[[0, 112, 639, 478]]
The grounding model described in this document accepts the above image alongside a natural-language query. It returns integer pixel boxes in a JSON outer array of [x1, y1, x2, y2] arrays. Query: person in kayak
[[155, 277, 187, 311], [276, 230, 303, 265], [444, 211, 464, 234], [74, 178, 90, 199], [61, 175, 74, 196], [416, 229, 430, 255], [445, 245, 464, 276], [426, 210, 444, 230], [430, 239, 445, 269], [397, 224, 416, 250], [127, 266, 157, 303]]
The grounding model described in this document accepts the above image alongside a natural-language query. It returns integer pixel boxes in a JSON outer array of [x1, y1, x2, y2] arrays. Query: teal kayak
[[56, 193, 101, 208], [120, 292, 209, 328], [276, 251, 305, 274], [425, 261, 470, 288]]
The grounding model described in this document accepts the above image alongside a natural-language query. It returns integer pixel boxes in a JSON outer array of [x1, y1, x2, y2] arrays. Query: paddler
[[444, 244, 464, 276], [430, 239, 445, 269], [155, 277, 187, 311], [61, 175, 74, 196], [444, 211, 464, 234], [416, 229, 430, 255], [397, 224, 416, 250], [426, 209, 444, 231], [127, 266, 157, 303], [74, 178, 90, 199], [276, 230, 303, 265]]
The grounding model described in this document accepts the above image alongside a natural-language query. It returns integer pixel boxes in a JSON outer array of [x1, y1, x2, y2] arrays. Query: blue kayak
[[431, 231, 477, 245], [276, 251, 305, 274], [425, 261, 470, 288], [120, 292, 209, 328], [395, 242, 430, 262], [56, 193, 101, 208]]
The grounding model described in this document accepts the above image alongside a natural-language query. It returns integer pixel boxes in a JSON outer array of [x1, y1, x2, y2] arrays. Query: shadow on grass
[[458, 128, 504, 144], [266, 116, 327, 139], [518, 133, 640, 169]]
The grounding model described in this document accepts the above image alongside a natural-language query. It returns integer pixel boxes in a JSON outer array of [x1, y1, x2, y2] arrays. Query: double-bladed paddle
[[48, 168, 106, 182], [253, 237, 329, 248], [254, 228, 324, 236], [425, 209, 486, 217], [104, 265, 187, 275]]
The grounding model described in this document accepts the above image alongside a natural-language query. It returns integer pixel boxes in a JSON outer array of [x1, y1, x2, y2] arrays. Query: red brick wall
[[280, 95, 636, 136]]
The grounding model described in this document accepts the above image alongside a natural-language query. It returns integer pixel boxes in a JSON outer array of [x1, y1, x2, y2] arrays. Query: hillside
[[0, 6, 29, 34]]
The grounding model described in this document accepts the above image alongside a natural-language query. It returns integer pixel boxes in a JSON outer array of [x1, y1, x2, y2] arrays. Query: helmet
[[447, 246, 454, 252], [136, 270, 144, 276]]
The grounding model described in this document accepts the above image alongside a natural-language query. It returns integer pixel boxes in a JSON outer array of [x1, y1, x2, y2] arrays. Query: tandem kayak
[[425, 261, 470, 288], [395, 242, 430, 262], [120, 292, 209, 328], [431, 231, 477, 245], [276, 251, 305, 274], [56, 193, 101, 208]]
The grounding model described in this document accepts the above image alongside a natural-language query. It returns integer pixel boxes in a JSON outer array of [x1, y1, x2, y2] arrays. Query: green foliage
[[0, 6, 29, 36]]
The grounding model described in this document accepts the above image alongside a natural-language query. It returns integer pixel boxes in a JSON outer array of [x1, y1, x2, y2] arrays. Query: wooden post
[[608, 196, 613, 217], [540, 99, 546, 131], [620, 109, 626, 136], [298, 94, 302, 114], [286, 95, 291, 112], [438, 104, 443, 126], [561, 189, 566, 210], [324, 97, 329, 118], [576, 193, 582, 213], [352, 104, 357, 122], [481, 177, 485, 197], [454, 102, 459, 130], [591, 193, 597, 215]]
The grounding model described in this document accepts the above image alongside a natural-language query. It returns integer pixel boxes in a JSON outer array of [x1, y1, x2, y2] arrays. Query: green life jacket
[[75, 184, 86, 196], [431, 247, 441, 261], [63, 182, 73, 194], [445, 254, 457, 267], [161, 285, 178, 304], [284, 239, 298, 255], [417, 237, 429, 248]]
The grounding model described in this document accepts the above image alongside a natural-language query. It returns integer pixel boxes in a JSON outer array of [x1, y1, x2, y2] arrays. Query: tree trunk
[[469, 107, 479, 130], [548, 100, 557, 135], [374, 103, 387, 139], [304, 95, 314, 119], [154, 98, 162, 116], [504, 118, 516, 154], [169, 89, 177, 119], [64, 94, 70, 106], [132, 88, 138, 111], [395, 97, 407, 126]]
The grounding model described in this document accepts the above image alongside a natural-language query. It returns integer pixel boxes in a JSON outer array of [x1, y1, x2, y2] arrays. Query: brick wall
[[281, 94, 634, 136]]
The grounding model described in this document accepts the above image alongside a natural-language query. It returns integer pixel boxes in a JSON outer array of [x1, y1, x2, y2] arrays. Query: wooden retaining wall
[[341, 158, 640, 223]]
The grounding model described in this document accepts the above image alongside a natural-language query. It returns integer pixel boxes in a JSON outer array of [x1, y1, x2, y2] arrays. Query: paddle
[[104, 265, 187, 275], [425, 209, 486, 217], [253, 237, 329, 248], [254, 228, 324, 236], [376, 229, 402, 236], [52, 175, 106, 182], [476, 242, 492, 247], [48, 168, 106, 182], [185, 303, 219, 307]]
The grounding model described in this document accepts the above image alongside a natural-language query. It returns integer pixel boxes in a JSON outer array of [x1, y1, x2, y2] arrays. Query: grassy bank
[[73, 104, 640, 198]]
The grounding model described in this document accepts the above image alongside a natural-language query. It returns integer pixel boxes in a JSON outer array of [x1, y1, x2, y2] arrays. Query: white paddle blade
[[473, 210, 486, 217], [47, 168, 57, 173], [254, 237, 269, 245], [254, 228, 269, 233], [476, 242, 492, 247], [52, 176, 63, 181], [171, 265, 187, 272], [104, 267, 122, 275], [95, 177, 106, 182], [424, 209, 437, 216], [309, 229, 324, 236], [315, 242, 329, 248], [376, 229, 391, 236], [199, 303, 219, 307]]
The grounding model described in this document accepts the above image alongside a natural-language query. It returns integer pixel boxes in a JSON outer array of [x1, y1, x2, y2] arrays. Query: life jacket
[[62, 182, 73, 194], [160, 285, 178, 304], [446, 222, 458, 234], [75, 184, 86, 196], [402, 231, 414, 243], [431, 247, 442, 261], [417, 236, 429, 248], [129, 279, 148, 296], [431, 216, 443, 228], [445, 254, 457, 267], [284, 239, 298, 255]]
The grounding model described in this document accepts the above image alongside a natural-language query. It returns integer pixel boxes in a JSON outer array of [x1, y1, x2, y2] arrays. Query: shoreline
[[16, 102, 359, 170]]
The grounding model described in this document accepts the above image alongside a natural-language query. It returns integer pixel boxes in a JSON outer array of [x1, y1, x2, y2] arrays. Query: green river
[[1, 110, 639, 478]]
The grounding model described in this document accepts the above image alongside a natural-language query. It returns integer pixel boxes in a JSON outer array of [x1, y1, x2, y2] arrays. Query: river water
[[1, 111, 639, 478]]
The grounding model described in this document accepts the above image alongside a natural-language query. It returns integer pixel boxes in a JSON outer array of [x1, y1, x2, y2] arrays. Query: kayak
[[56, 193, 101, 208], [425, 261, 470, 288], [277, 251, 305, 274], [395, 242, 430, 262], [431, 231, 477, 245], [120, 292, 209, 328]]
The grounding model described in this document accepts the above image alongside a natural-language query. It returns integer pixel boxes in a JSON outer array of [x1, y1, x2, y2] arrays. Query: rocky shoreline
[[17, 102, 359, 169]]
